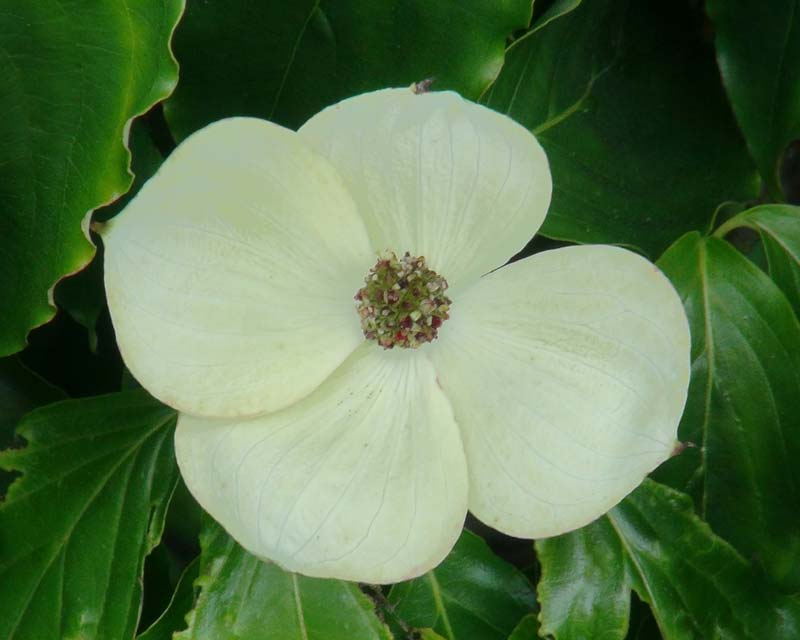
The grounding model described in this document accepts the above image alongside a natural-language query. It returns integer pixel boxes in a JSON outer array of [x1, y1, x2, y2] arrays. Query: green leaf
[[387, 530, 536, 640], [624, 598, 659, 640], [715, 204, 800, 318], [0, 358, 64, 445], [54, 119, 167, 350], [707, 0, 800, 197], [0, 0, 184, 356], [96, 117, 168, 224], [162, 479, 204, 556], [526, 0, 582, 35], [138, 558, 200, 640], [0, 391, 179, 640], [176, 519, 391, 640], [0, 357, 65, 496], [163, 0, 532, 138], [419, 631, 448, 640], [536, 514, 629, 640], [506, 614, 540, 640], [483, 0, 759, 257], [52, 253, 105, 353], [537, 480, 800, 640], [656, 232, 800, 590]]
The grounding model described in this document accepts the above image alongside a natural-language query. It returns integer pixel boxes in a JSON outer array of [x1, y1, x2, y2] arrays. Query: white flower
[[102, 88, 690, 583]]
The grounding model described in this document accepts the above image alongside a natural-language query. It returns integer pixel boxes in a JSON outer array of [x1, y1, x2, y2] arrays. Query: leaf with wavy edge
[[0, 357, 65, 496], [54, 119, 166, 352], [0, 391, 179, 640], [163, 0, 532, 138], [0, 358, 64, 445], [0, 0, 184, 356]]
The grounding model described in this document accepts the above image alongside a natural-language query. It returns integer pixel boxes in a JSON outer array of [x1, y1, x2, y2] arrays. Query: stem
[[713, 212, 753, 238]]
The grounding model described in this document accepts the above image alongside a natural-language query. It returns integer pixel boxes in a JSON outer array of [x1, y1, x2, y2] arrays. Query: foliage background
[[1, 0, 799, 638]]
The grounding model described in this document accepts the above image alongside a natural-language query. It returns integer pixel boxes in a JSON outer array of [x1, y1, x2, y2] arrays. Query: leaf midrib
[[697, 240, 715, 521], [607, 496, 767, 640], [426, 571, 455, 640], [3, 413, 174, 639]]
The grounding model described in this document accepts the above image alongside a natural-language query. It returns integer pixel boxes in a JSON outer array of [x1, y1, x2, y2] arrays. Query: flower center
[[355, 251, 452, 349]]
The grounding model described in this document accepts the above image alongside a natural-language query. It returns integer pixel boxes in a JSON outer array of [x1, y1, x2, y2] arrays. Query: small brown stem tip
[[412, 78, 435, 94]]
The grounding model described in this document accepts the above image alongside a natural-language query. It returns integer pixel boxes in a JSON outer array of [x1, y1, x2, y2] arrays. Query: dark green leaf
[[138, 558, 199, 640], [16, 309, 124, 400], [162, 479, 203, 556], [537, 480, 800, 640], [53, 254, 105, 353], [707, 0, 800, 197], [164, 0, 532, 137], [484, 0, 759, 257], [536, 514, 629, 639], [715, 204, 800, 318], [0, 358, 64, 446], [506, 614, 540, 640], [387, 530, 536, 640], [0, 0, 183, 356], [624, 596, 660, 640], [0, 391, 179, 640], [96, 117, 168, 224], [527, 0, 582, 35], [0, 357, 65, 496], [138, 544, 189, 635], [54, 119, 167, 349], [176, 519, 391, 640], [656, 232, 800, 590]]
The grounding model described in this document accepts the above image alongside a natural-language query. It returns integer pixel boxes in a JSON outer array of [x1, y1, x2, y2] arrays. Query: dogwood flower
[[102, 88, 690, 584]]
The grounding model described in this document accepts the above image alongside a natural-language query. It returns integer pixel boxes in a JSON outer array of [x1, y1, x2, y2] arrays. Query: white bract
[[102, 88, 690, 583]]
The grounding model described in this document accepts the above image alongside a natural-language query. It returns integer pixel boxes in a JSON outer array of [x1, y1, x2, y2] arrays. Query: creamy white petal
[[429, 245, 690, 538], [299, 88, 552, 292], [175, 344, 468, 583], [103, 117, 374, 417]]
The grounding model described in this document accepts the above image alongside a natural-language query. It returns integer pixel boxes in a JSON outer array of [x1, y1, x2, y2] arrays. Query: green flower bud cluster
[[355, 251, 451, 349]]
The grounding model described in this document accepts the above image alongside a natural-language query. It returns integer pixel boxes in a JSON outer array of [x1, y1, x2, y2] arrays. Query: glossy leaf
[[387, 530, 536, 640], [656, 232, 800, 590], [707, 0, 800, 197], [483, 0, 759, 257], [138, 559, 199, 640], [536, 514, 629, 639], [537, 480, 800, 640], [163, 0, 532, 138], [0, 391, 178, 640], [54, 121, 166, 350], [0, 0, 184, 356], [176, 519, 391, 640], [716, 204, 800, 318]]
